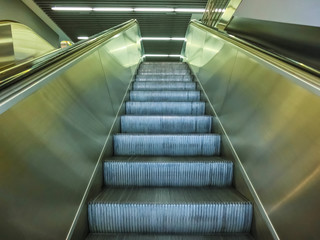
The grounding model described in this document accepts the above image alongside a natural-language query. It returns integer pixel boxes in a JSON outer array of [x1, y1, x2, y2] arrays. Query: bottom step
[[88, 187, 252, 233], [87, 233, 254, 240]]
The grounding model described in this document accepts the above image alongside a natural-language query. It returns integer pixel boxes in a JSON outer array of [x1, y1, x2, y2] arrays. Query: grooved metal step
[[126, 102, 205, 115], [113, 134, 220, 156], [130, 91, 200, 102], [136, 75, 192, 81], [133, 82, 196, 91], [86, 233, 254, 240], [121, 116, 212, 133], [140, 62, 188, 69], [104, 156, 232, 187], [88, 187, 252, 233], [138, 70, 190, 75]]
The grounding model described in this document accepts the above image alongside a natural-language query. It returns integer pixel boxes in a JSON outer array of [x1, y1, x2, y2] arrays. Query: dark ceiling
[[34, 0, 208, 61]]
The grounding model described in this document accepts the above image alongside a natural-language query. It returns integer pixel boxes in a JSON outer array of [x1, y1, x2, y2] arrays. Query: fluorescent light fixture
[[78, 36, 89, 40], [171, 37, 186, 41], [52, 7, 92, 11], [52, 7, 206, 13], [175, 8, 205, 13], [134, 8, 174, 12], [143, 54, 183, 58], [214, 8, 226, 12], [93, 7, 133, 12], [141, 37, 170, 41], [143, 54, 169, 57], [141, 37, 186, 41]]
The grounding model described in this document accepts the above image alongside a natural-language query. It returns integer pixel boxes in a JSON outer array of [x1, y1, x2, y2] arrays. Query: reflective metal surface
[[0, 21, 55, 70], [0, 21, 142, 239], [184, 21, 320, 239], [0, 24, 15, 68], [216, 0, 243, 30]]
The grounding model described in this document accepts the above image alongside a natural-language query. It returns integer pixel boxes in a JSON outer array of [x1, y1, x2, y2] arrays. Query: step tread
[[121, 115, 212, 133], [114, 134, 220, 156], [104, 157, 232, 187], [90, 187, 249, 204], [130, 91, 200, 102], [87, 233, 254, 240], [105, 156, 226, 162], [133, 82, 196, 91], [126, 102, 205, 116]]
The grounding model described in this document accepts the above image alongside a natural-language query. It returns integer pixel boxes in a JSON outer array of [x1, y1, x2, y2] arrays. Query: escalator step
[[86, 233, 254, 240], [129, 91, 200, 101], [113, 134, 220, 156], [138, 69, 190, 75], [126, 102, 205, 115], [133, 81, 196, 91], [140, 62, 188, 69], [136, 74, 192, 81], [104, 156, 232, 187], [121, 116, 212, 133], [88, 187, 252, 233]]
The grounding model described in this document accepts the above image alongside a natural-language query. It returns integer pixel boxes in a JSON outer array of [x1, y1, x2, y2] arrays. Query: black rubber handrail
[[0, 19, 138, 90]]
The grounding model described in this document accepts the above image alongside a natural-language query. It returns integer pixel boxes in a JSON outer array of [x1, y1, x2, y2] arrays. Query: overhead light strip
[[52, 7, 207, 13], [141, 37, 186, 41], [143, 54, 183, 58], [78, 36, 89, 39]]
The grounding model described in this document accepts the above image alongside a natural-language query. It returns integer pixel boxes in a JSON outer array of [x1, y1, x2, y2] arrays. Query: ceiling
[[33, 0, 208, 61]]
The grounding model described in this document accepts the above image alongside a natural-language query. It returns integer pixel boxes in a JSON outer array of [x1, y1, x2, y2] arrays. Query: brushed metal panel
[[0, 22, 55, 70], [184, 23, 320, 239], [0, 23, 142, 239], [0, 24, 15, 69]]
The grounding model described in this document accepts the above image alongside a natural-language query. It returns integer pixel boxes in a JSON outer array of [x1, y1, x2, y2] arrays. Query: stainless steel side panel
[[0, 24, 15, 68], [184, 23, 320, 239], [0, 24, 142, 239]]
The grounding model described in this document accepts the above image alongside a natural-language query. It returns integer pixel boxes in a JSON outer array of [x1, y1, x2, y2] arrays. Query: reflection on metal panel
[[0, 22, 142, 239], [0, 24, 15, 68], [184, 22, 320, 239], [0, 21, 55, 70], [216, 0, 243, 30]]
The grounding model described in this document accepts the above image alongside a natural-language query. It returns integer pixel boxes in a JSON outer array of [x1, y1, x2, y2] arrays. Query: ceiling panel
[[33, 0, 208, 60]]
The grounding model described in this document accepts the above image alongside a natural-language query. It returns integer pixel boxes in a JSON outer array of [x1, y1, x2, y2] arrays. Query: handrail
[[0, 19, 139, 90], [189, 20, 320, 79]]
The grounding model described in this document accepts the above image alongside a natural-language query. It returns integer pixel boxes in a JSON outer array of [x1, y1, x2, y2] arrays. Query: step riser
[[138, 70, 190, 75], [113, 135, 220, 156], [136, 75, 192, 81], [88, 203, 252, 233], [139, 65, 188, 70], [126, 102, 205, 115], [133, 82, 196, 91], [121, 116, 212, 133], [87, 233, 254, 240], [130, 91, 200, 102], [104, 161, 232, 187]]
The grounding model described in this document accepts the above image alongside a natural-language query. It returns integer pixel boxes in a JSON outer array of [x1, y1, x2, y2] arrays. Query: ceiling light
[[134, 8, 174, 12], [52, 7, 206, 13], [174, 8, 205, 13], [171, 37, 186, 41], [52, 7, 92, 11], [143, 54, 169, 57], [143, 54, 183, 58], [78, 36, 89, 40], [141, 37, 186, 41], [93, 7, 133, 12], [141, 37, 170, 41]]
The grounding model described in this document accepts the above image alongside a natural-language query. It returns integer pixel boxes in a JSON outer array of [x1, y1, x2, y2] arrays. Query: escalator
[[87, 62, 253, 239], [1, 19, 319, 240]]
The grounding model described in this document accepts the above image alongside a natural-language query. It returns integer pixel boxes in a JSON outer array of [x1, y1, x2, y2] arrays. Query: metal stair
[[86, 62, 253, 239]]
